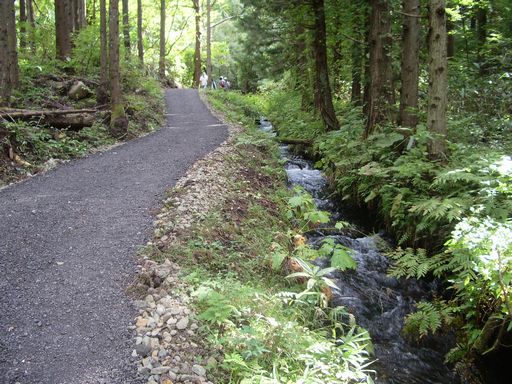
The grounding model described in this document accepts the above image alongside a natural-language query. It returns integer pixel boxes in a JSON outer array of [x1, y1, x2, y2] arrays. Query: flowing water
[[259, 119, 458, 384]]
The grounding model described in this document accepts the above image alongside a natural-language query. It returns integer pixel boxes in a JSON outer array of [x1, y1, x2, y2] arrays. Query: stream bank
[[260, 118, 459, 384]]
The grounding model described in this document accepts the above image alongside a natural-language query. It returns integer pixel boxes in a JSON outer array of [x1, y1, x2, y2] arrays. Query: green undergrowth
[[208, 86, 512, 365], [149, 90, 374, 383], [0, 63, 164, 186]]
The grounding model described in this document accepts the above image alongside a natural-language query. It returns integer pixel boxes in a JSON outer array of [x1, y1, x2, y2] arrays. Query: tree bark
[[55, 0, 72, 60], [159, 0, 166, 80], [109, 0, 128, 137], [78, 0, 87, 28], [365, 0, 393, 137], [311, 0, 339, 131], [0, 108, 98, 130], [398, 0, 420, 129], [295, 24, 313, 110], [27, 0, 36, 53], [206, 0, 212, 87], [350, 2, 365, 106], [20, 0, 27, 49], [192, 0, 201, 87], [122, 0, 131, 60], [0, 0, 19, 105], [97, 0, 109, 104], [427, 0, 448, 161], [137, 0, 144, 66]]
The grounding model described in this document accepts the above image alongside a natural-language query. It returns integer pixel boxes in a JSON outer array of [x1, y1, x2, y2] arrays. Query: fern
[[403, 301, 454, 338], [387, 247, 447, 279]]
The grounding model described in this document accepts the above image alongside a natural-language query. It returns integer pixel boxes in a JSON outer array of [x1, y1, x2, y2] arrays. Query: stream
[[259, 119, 458, 384]]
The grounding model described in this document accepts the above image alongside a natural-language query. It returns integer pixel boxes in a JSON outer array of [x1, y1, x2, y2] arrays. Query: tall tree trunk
[[350, 2, 365, 106], [398, 0, 420, 129], [137, 0, 144, 65], [109, 0, 128, 137], [78, 0, 86, 28], [206, 0, 212, 87], [159, 0, 166, 80], [427, 0, 448, 161], [476, 4, 487, 73], [365, 0, 393, 137], [295, 24, 313, 110], [97, 0, 109, 103], [0, 0, 19, 105], [27, 0, 35, 54], [55, 0, 72, 60], [20, 0, 27, 49], [122, 0, 131, 60], [447, 17, 454, 58], [311, 0, 339, 131], [192, 0, 201, 87]]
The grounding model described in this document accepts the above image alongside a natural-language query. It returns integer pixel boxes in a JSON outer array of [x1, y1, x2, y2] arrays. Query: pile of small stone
[[132, 99, 241, 383], [132, 258, 218, 384]]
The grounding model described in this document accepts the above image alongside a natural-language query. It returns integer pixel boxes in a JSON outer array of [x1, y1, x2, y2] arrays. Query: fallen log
[[277, 137, 313, 145], [0, 108, 97, 118], [0, 108, 98, 130]]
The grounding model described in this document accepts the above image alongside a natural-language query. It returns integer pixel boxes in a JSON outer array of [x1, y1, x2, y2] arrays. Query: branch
[[399, 11, 426, 19], [211, 15, 236, 28]]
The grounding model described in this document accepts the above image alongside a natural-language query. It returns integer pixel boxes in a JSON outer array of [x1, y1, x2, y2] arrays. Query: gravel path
[[0, 89, 228, 384]]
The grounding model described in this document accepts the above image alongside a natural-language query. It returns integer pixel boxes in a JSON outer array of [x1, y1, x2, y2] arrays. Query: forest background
[[1, 0, 512, 383]]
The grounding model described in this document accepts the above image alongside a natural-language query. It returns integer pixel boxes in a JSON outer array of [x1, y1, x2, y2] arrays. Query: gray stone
[[151, 366, 171, 375], [68, 81, 93, 100], [156, 304, 166, 315], [192, 364, 206, 376], [135, 343, 151, 357], [176, 316, 189, 330]]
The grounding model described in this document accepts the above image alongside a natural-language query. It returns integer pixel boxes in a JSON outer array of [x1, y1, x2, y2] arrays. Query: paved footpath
[[0, 89, 227, 384]]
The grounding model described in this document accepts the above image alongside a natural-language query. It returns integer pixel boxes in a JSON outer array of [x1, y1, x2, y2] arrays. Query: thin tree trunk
[[79, 0, 87, 28], [137, 0, 144, 66], [206, 0, 212, 87], [97, 0, 108, 104], [427, 0, 448, 161], [20, 0, 27, 49], [398, 0, 420, 129], [447, 17, 454, 58], [295, 24, 313, 110], [122, 0, 131, 60], [55, 0, 72, 60], [311, 0, 339, 131], [476, 5, 487, 73], [0, 0, 19, 105], [365, 0, 394, 137], [27, 0, 35, 53], [159, 0, 166, 80], [350, 3, 364, 106], [192, 0, 201, 87], [109, 0, 128, 137]]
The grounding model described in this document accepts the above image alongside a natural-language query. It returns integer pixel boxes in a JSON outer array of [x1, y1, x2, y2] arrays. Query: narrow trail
[[0, 89, 228, 384]]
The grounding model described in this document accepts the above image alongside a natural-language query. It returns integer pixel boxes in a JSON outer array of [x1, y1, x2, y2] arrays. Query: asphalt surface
[[0, 89, 228, 384]]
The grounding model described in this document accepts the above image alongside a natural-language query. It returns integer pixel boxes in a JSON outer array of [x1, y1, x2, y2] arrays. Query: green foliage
[[287, 186, 330, 230], [319, 238, 357, 271], [403, 301, 454, 339]]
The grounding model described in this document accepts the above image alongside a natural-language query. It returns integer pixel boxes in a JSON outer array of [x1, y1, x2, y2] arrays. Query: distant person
[[219, 76, 226, 89], [200, 72, 208, 89]]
